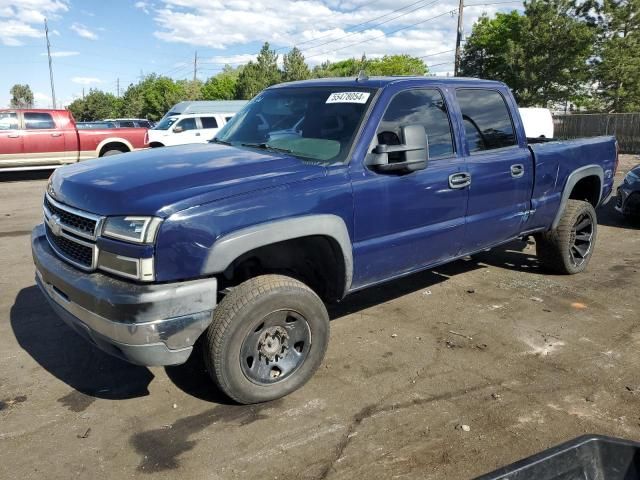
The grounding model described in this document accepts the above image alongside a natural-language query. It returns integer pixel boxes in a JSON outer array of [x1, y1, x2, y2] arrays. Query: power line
[[297, 0, 440, 54], [304, 8, 454, 60]]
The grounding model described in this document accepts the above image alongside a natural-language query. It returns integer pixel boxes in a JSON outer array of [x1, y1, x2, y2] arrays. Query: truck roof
[[270, 76, 507, 89]]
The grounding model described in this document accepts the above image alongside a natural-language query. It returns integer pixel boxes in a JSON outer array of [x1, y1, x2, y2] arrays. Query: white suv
[[147, 113, 234, 147]]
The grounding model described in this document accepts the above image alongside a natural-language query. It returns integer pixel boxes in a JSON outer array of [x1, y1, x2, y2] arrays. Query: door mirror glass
[[173, 126, 184, 133], [367, 124, 428, 173]]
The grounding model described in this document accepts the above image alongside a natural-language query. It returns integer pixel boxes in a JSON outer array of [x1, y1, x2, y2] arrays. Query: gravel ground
[[1, 155, 639, 480]]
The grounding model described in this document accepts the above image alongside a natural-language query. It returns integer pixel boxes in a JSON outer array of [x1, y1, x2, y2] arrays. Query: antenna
[[356, 70, 369, 82], [44, 18, 57, 109]]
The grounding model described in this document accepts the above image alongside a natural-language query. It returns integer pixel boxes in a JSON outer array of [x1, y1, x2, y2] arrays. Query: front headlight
[[102, 216, 162, 244], [624, 170, 639, 184]]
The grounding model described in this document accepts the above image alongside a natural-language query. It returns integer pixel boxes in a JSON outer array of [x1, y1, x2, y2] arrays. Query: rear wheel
[[101, 149, 124, 157], [535, 199, 597, 274], [202, 275, 329, 404]]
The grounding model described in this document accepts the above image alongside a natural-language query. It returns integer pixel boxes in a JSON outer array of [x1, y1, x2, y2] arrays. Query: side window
[[24, 112, 55, 130], [377, 89, 455, 160], [456, 89, 516, 153], [176, 118, 197, 131], [200, 116, 218, 129], [0, 112, 18, 130], [118, 121, 135, 128]]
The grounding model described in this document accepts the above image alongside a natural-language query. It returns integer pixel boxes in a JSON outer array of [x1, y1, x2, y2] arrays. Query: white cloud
[[135, 1, 150, 14], [71, 76, 103, 85], [0, 0, 68, 45], [71, 22, 98, 40], [40, 50, 79, 57], [150, 0, 523, 73], [33, 91, 51, 107]]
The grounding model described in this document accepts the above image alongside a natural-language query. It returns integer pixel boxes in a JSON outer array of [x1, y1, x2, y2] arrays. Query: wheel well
[[569, 175, 601, 208], [99, 142, 130, 156], [220, 236, 346, 303], [149, 142, 165, 148]]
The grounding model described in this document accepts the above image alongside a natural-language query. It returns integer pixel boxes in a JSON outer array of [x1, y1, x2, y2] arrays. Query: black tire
[[535, 199, 597, 274], [202, 275, 329, 404], [101, 149, 124, 157]]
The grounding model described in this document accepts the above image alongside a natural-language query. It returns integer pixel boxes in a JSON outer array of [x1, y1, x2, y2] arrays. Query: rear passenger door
[[198, 115, 220, 142], [0, 112, 23, 169], [22, 112, 67, 166], [456, 88, 534, 252]]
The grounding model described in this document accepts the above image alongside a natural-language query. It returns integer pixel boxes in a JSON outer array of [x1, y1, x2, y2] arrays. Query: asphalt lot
[[1, 156, 639, 480]]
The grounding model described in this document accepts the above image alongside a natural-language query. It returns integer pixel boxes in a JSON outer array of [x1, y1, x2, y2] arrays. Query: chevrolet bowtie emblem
[[49, 214, 62, 237]]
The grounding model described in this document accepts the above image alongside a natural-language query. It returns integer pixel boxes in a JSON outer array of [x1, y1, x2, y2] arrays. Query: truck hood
[[49, 143, 327, 216]]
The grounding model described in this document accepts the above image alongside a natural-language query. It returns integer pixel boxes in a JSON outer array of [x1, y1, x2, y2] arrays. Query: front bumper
[[615, 185, 640, 216], [31, 224, 217, 366]]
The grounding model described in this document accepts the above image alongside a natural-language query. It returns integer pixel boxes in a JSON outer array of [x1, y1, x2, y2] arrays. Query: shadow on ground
[[10, 239, 542, 403], [1, 170, 53, 183], [10, 286, 154, 400], [597, 196, 640, 230]]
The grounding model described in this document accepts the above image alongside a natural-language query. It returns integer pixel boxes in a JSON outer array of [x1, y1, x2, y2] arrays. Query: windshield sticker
[[326, 92, 370, 104]]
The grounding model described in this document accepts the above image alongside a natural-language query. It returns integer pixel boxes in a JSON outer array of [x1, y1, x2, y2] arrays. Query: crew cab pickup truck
[[0, 109, 148, 171], [31, 77, 618, 404]]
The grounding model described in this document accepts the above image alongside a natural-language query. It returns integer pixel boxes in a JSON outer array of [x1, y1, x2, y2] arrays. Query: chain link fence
[[553, 113, 640, 153]]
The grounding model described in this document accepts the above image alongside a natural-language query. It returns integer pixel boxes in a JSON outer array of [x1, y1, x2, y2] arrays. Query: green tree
[[236, 42, 281, 99], [120, 75, 186, 120], [202, 65, 241, 100], [67, 89, 119, 121], [282, 47, 310, 82], [179, 79, 203, 101], [461, 1, 596, 107], [10, 84, 34, 108], [313, 54, 427, 78], [593, 0, 640, 111]]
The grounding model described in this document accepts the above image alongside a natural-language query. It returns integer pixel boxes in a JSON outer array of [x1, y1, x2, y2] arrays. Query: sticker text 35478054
[[326, 92, 370, 104]]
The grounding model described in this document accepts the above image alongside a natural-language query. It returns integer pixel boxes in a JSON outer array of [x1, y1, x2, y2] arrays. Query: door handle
[[449, 172, 471, 189], [7, 134, 20, 138], [510, 164, 524, 178], [51, 133, 62, 137]]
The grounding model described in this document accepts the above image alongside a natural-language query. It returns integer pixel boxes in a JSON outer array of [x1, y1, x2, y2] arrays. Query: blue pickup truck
[[32, 77, 618, 404]]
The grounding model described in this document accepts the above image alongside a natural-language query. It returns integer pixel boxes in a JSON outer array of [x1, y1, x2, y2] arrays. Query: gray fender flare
[[203, 214, 353, 294], [552, 164, 604, 229]]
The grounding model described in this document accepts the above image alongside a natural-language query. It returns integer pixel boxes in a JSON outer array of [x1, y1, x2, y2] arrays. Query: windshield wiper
[[240, 142, 293, 154], [211, 137, 232, 146]]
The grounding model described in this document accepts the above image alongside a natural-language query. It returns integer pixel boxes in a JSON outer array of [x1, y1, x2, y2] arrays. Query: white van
[[147, 112, 234, 147]]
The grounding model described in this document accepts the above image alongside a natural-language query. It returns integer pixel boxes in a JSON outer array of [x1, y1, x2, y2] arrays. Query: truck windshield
[[214, 86, 376, 163], [155, 116, 179, 130]]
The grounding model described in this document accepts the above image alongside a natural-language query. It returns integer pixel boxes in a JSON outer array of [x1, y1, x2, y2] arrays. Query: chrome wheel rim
[[569, 212, 594, 267]]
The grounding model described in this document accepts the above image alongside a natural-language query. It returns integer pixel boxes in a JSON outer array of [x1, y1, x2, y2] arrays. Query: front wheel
[[202, 275, 330, 404], [535, 199, 597, 274]]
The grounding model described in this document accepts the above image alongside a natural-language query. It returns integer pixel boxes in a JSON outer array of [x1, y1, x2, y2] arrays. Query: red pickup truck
[[0, 109, 148, 171]]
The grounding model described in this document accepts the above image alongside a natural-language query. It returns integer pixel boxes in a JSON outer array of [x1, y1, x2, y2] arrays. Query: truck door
[[455, 88, 534, 252], [0, 111, 23, 169], [198, 115, 220, 142], [22, 111, 67, 166], [351, 88, 468, 288], [172, 117, 199, 144]]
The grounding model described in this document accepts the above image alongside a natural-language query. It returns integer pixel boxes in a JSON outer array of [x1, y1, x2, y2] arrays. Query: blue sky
[[1, 0, 523, 108]]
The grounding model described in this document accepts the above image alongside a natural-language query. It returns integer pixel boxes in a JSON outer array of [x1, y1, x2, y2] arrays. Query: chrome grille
[[43, 194, 103, 271]]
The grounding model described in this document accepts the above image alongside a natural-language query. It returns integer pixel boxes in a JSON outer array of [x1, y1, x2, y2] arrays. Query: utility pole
[[193, 51, 198, 81], [82, 88, 85, 100], [117, 77, 120, 97], [44, 18, 57, 109], [454, 0, 464, 76]]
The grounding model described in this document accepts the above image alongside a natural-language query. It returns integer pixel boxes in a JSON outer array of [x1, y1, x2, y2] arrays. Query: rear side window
[[24, 112, 55, 130], [0, 112, 18, 130], [377, 88, 455, 159], [200, 116, 218, 129], [138, 121, 152, 128], [456, 89, 516, 153], [176, 118, 197, 131], [118, 121, 135, 128]]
